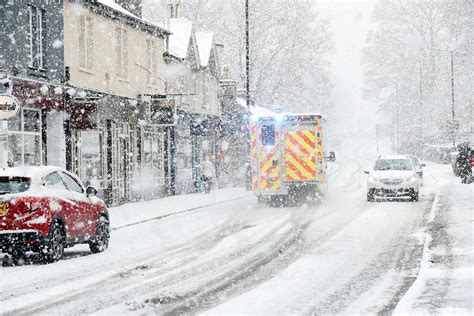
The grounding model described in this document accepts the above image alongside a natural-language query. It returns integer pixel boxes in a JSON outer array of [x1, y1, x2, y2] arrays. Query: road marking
[[112, 195, 251, 231]]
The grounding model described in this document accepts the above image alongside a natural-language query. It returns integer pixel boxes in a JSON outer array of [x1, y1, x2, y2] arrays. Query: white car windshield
[[374, 159, 413, 171]]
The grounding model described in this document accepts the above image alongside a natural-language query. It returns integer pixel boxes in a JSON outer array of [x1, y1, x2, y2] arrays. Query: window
[[44, 172, 67, 190], [262, 125, 276, 146], [79, 15, 94, 70], [28, 5, 45, 69], [23, 110, 40, 132], [146, 38, 158, 86], [0, 177, 31, 194], [78, 130, 102, 188], [61, 173, 84, 193], [7, 108, 42, 166], [374, 159, 413, 171], [115, 26, 128, 78]]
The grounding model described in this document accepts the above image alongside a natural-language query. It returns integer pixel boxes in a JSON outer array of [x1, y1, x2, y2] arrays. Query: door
[[111, 122, 132, 204], [283, 123, 317, 182], [60, 172, 92, 238], [164, 128, 176, 195], [257, 123, 282, 194], [44, 172, 80, 240]]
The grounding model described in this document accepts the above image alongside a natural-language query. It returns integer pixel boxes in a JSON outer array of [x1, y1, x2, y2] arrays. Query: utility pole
[[450, 50, 456, 148], [245, 0, 250, 111], [395, 83, 400, 152], [419, 67, 423, 144]]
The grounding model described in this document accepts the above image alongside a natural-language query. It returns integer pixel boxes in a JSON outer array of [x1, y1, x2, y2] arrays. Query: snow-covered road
[[0, 138, 472, 315]]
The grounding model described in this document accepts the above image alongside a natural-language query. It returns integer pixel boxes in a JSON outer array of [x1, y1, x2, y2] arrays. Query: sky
[[316, 0, 378, 137]]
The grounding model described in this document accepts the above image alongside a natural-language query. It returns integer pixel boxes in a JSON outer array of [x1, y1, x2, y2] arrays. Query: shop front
[[67, 92, 147, 206], [174, 109, 221, 194], [0, 77, 65, 168]]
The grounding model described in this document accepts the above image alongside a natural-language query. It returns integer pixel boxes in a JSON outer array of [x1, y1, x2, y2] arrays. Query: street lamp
[[245, 0, 250, 111], [450, 50, 455, 146]]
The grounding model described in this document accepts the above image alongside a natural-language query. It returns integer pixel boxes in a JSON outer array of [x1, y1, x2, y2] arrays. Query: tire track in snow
[[0, 198, 258, 313], [308, 194, 436, 314], [4, 205, 308, 315], [0, 196, 251, 304], [159, 183, 384, 314], [152, 208, 317, 315]]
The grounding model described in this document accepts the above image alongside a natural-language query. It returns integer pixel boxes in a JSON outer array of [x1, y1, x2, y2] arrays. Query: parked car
[[0, 166, 109, 264], [408, 155, 425, 184], [456, 142, 473, 184], [364, 155, 422, 202], [450, 151, 460, 176]]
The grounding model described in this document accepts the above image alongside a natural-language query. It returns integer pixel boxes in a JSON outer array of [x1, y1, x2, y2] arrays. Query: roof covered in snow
[[195, 32, 214, 67], [97, 0, 138, 19], [168, 18, 194, 59], [95, 0, 169, 36], [0, 166, 64, 184], [236, 98, 277, 117]]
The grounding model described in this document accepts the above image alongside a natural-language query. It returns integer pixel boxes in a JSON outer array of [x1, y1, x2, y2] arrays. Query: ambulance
[[249, 113, 328, 204]]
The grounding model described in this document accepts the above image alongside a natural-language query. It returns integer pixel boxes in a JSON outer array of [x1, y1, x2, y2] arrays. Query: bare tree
[[143, 0, 335, 113], [363, 0, 473, 151]]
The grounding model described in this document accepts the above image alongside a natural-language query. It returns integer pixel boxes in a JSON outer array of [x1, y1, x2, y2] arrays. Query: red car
[[0, 166, 109, 264]]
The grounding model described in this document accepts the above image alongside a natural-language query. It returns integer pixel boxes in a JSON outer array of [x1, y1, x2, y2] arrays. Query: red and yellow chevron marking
[[315, 118, 324, 184], [252, 175, 258, 193], [250, 125, 257, 161], [258, 127, 282, 192], [284, 130, 317, 181], [259, 152, 281, 191]]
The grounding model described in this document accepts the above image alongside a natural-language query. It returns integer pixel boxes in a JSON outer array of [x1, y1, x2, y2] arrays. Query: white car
[[365, 155, 422, 202]]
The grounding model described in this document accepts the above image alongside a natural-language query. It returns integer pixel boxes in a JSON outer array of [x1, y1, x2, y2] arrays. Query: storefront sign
[[0, 95, 20, 120]]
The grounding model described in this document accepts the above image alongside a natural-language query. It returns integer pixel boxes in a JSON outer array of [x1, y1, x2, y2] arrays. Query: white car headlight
[[368, 175, 378, 183], [407, 175, 418, 183]]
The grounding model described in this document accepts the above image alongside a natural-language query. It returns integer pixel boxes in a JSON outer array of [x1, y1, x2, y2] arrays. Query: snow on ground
[[1, 136, 472, 314], [394, 163, 473, 314], [206, 137, 433, 314], [110, 188, 249, 229]]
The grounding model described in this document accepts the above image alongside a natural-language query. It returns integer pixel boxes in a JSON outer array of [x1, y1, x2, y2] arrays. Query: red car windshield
[[0, 177, 31, 195]]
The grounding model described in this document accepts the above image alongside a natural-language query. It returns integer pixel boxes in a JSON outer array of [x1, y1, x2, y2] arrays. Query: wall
[[63, 1, 166, 99], [179, 68, 219, 115], [0, 0, 64, 82]]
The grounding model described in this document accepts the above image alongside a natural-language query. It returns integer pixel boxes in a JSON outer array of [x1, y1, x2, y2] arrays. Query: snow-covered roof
[[0, 166, 63, 184], [168, 18, 194, 59], [236, 98, 276, 117], [95, 1, 169, 36], [97, 0, 138, 19], [195, 32, 214, 67]]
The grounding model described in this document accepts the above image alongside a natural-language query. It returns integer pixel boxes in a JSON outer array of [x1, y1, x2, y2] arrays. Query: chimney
[[167, 0, 181, 18], [114, 0, 143, 18]]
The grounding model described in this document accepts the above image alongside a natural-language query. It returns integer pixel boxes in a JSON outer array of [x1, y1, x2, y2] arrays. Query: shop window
[[7, 115, 21, 132], [6, 108, 42, 166], [23, 110, 40, 132], [7, 134, 22, 163], [79, 130, 102, 188], [143, 131, 164, 187], [23, 134, 41, 165]]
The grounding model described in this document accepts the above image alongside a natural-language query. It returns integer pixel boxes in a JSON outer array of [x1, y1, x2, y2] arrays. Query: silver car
[[365, 155, 422, 202]]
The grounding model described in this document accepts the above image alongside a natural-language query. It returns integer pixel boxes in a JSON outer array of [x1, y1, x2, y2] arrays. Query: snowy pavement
[[0, 138, 472, 315]]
